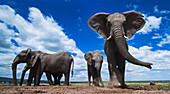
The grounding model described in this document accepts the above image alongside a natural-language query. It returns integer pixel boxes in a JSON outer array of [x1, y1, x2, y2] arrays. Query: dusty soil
[[0, 84, 170, 94]]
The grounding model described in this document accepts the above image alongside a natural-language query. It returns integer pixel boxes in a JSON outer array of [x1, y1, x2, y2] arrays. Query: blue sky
[[0, 0, 169, 82]]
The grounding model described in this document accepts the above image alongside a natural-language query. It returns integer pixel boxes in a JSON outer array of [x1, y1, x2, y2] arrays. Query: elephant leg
[[106, 53, 113, 82], [20, 65, 29, 86], [26, 68, 36, 86], [92, 67, 99, 86], [98, 71, 104, 87], [107, 54, 122, 87], [88, 73, 92, 86], [53, 74, 57, 85], [45, 72, 53, 85], [57, 73, 62, 85], [35, 66, 43, 86], [96, 66, 104, 87], [116, 53, 126, 87], [87, 65, 92, 86], [63, 73, 69, 86], [53, 73, 61, 85], [35, 72, 43, 86], [108, 62, 113, 81]]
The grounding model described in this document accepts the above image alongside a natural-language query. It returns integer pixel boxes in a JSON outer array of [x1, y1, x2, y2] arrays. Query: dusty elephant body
[[88, 11, 153, 87], [84, 51, 104, 87], [12, 48, 74, 86]]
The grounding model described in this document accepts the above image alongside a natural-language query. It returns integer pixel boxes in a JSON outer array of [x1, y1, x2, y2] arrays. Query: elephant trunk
[[12, 63, 17, 85], [112, 26, 152, 69], [12, 56, 20, 85]]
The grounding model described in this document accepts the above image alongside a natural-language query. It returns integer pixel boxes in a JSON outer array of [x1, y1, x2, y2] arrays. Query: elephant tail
[[71, 59, 74, 77]]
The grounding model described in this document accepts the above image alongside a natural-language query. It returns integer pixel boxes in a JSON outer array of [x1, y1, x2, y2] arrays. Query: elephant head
[[12, 48, 39, 85], [88, 11, 152, 69], [84, 52, 94, 66]]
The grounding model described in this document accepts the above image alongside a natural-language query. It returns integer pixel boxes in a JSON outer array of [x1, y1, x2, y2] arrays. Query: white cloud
[[138, 15, 162, 34], [157, 33, 170, 47], [0, 5, 86, 80], [126, 45, 170, 81], [126, 4, 139, 10], [154, 5, 170, 14], [152, 33, 162, 39], [0, 22, 15, 49]]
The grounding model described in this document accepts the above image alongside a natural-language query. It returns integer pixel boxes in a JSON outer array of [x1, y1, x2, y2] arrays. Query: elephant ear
[[84, 52, 93, 65], [26, 48, 31, 56], [122, 11, 146, 39], [88, 13, 111, 39], [30, 54, 39, 68], [100, 54, 103, 63]]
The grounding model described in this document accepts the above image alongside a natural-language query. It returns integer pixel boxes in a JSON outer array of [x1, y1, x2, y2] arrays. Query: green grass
[[0, 83, 14, 86], [1, 81, 170, 86], [157, 86, 170, 90], [126, 81, 170, 83], [126, 81, 170, 86], [70, 82, 88, 85]]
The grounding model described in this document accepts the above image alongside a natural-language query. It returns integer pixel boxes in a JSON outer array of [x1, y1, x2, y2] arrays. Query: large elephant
[[88, 11, 153, 87], [12, 48, 74, 86], [84, 51, 104, 87]]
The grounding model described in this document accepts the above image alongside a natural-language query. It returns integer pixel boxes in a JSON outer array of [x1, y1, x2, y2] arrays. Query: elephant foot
[[107, 74, 125, 88], [93, 82, 99, 86], [108, 80, 122, 88], [93, 79, 100, 86], [55, 83, 61, 86], [101, 84, 104, 87], [93, 83, 100, 87], [26, 83, 31, 86], [108, 81, 127, 88], [120, 84, 128, 88], [63, 83, 69, 86], [98, 84, 104, 87], [34, 84, 40, 86]]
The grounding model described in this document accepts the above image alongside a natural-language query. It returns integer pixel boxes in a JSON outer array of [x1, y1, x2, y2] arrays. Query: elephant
[[12, 48, 74, 86], [88, 11, 153, 87], [20, 64, 63, 86], [84, 51, 104, 87]]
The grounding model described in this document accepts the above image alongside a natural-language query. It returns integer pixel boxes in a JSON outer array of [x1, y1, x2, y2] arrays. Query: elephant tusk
[[3, 63, 13, 65], [124, 35, 129, 40], [107, 36, 112, 40], [3, 63, 12, 67], [18, 70, 23, 73], [8, 65, 12, 67]]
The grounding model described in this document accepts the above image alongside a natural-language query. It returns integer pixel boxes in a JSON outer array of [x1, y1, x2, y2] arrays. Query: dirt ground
[[0, 83, 170, 94]]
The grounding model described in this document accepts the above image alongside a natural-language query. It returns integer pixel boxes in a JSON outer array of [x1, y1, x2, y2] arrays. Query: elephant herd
[[11, 11, 153, 88], [12, 48, 74, 86]]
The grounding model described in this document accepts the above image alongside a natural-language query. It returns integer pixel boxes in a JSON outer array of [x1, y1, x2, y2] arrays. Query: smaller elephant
[[20, 64, 63, 86], [12, 48, 74, 86], [84, 51, 104, 87]]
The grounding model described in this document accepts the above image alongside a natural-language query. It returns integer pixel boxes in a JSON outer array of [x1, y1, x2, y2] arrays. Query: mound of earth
[[0, 84, 170, 94]]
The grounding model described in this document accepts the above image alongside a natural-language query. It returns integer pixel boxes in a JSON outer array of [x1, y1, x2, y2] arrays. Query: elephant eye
[[19, 54, 26, 58]]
